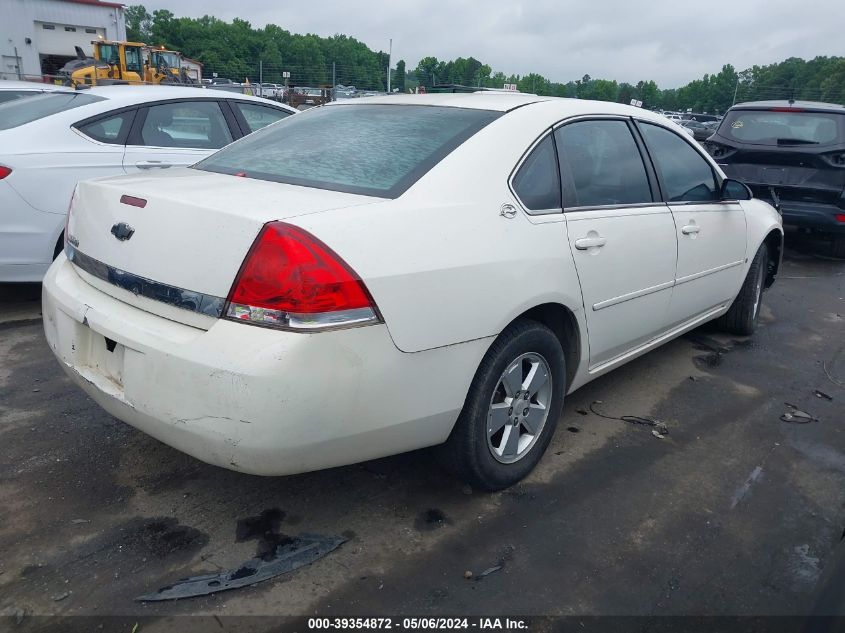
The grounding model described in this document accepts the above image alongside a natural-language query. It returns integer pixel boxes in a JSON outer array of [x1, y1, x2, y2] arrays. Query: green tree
[[125, 4, 152, 42], [395, 59, 406, 92]]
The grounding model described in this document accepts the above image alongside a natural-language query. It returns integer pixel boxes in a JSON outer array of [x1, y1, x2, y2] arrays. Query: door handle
[[574, 236, 607, 250], [681, 225, 700, 235], [136, 160, 172, 169]]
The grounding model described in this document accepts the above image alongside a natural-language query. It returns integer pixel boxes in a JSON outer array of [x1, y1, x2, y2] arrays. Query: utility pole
[[332, 61, 336, 100], [259, 60, 263, 89], [386, 38, 392, 93]]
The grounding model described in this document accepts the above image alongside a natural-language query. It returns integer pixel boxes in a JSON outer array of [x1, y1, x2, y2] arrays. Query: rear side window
[[0, 92, 105, 130], [639, 122, 718, 202], [196, 104, 501, 198], [76, 110, 135, 144], [719, 109, 844, 146], [555, 119, 653, 208], [137, 101, 233, 149], [234, 102, 290, 133], [512, 135, 561, 211]]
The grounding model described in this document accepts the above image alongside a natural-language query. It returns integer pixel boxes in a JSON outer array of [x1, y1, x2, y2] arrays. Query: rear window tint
[[0, 90, 36, 104], [196, 104, 501, 198], [720, 109, 845, 146], [0, 92, 104, 130]]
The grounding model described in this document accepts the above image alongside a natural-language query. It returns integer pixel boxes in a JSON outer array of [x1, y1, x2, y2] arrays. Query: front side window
[[0, 93, 104, 130], [76, 110, 135, 144], [196, 104, 501, 198], [512, 135, 561, 211], [555, 119, 653, 208], [138, 101, 232, 149], [640, 122, 718, 202], [98, 44, 119, 65], [234, 102, 291, 133]]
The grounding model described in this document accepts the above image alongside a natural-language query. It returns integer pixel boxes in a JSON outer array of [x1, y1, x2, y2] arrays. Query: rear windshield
[[0, 90, 37, 104], [195, 104, 502, 198], [0, 92, 104, 130], [720, 109, 845, 146]]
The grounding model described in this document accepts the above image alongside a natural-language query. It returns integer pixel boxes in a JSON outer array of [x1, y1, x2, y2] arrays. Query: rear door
[[638, 121, 747, 327], [122, 99, 235, 172], [553, 118, 678, 369], [229, 100, 293, 134]]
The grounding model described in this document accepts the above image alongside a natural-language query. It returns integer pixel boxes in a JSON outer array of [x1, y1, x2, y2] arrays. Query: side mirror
[[721, 178, 752, 201]]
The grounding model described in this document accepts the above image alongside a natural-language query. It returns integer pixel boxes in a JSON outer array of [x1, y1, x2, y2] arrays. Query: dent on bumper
[[42, 257, 490, 476]]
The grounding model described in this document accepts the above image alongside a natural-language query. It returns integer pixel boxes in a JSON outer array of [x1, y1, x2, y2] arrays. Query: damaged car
[[705, 100, 845, 258], [43, 93, 783, 490]]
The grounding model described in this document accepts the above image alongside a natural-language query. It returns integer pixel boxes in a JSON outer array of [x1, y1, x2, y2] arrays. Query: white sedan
[[42, 93, 783, 490], [0, 85, 295, 282]]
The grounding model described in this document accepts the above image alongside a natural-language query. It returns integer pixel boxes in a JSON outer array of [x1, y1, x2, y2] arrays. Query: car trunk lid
[[67, 169, 383, 326]]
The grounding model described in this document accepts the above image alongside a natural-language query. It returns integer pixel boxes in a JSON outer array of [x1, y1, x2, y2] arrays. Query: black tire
[[830, 235, 845, 260], [440, 319, 566, 491], [717, 243, 768, 335]]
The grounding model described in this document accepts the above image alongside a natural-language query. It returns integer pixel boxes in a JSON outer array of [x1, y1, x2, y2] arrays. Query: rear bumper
[[777, 201, 845, 234], [42, 257, 488, 476]]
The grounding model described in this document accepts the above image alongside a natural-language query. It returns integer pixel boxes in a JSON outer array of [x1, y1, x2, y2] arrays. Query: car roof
[[0, 80, 72, 91], [730, 100, 845, 113], [325, 93, 682, 121], [82, 85, 293, 109], [327, 92, 549, 112]]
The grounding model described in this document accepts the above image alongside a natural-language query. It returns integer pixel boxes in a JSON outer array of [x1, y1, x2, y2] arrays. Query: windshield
[[152, 51, 180, 68], [196, 104, 502, 198], [720, 109, 844, 146], [0, 92, 104, 130]]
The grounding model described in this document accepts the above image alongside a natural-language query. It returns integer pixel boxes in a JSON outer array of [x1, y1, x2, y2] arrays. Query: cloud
[[141, 0, 845, 87]]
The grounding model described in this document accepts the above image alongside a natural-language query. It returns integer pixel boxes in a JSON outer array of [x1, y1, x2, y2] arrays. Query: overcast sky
[[141, 0, 845, 87]]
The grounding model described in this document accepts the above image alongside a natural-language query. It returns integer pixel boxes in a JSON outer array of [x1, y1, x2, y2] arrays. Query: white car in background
[[43, 94, 783, 490], [0, 80, 73, 104], [0, 85, 295, 282]]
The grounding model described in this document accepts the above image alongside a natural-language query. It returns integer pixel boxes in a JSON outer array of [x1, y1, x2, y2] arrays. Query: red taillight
[[224, 221, 380, 331], [836, 214, 845, 223], [0, 165, 11, 179], [770, 107, 804, 112]]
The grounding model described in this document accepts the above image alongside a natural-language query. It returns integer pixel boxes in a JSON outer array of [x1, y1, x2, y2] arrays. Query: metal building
[[1, 0, 126, 81]]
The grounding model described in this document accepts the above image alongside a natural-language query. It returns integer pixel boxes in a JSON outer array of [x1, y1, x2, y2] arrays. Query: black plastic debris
[[781, 403, 819, 425], [589, 401, 669, 437], [135, 533, 345, 601], [814, 390, 833, 401]]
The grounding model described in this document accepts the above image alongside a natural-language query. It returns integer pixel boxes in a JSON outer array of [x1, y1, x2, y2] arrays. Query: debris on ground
[[575, 408, 589, 416], [781, 403, 819, 424], [135, 533, 345, 601], [463, 570, 473, 579], [476, 565, 502, 578], [70, 519, 89, 525], [813, 389, 833, 401], [566, 426, 580, 433], [589, 401, 669, 437], [52, 591, 69, 602]]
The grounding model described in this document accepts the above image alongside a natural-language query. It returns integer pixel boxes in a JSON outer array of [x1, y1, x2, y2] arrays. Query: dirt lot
[[1, 240, 844, 631]]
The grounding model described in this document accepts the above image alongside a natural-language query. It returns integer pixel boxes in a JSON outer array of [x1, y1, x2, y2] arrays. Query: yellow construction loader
[[59, 40, 196, 87]]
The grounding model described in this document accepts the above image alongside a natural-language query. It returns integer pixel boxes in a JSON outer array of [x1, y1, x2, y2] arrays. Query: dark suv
[[705, 100, 845, 257]]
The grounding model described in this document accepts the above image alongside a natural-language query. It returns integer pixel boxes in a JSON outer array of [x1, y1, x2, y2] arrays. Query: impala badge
[[111, 222, 134, 241]]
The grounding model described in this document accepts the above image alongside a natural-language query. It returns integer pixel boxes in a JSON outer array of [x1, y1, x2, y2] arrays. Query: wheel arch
[[762, 228, 784, 288], [512, 302, 582, 391]]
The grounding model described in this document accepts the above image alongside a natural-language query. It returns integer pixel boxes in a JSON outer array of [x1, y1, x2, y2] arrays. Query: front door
[[637, 122, 747, 327], [555, 118, 678, 369]]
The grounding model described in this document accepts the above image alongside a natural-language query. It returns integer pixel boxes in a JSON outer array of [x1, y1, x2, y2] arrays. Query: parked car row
[[38, 92, 783, 490]]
